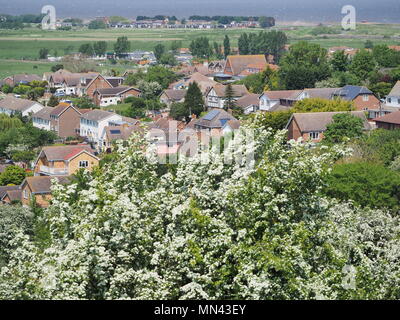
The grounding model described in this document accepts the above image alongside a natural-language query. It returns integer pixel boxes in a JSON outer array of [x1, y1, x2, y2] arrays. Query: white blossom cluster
[[0, 128, 399, 300]]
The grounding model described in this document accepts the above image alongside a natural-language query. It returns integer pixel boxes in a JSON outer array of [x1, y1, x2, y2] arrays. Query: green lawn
[[103, 103, 131, 114]]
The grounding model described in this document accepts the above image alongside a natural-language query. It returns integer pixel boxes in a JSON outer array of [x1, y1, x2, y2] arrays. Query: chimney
[[191, 114, 197, 119]]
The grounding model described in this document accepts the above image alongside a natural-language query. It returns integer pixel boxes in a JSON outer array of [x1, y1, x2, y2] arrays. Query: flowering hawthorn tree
[[0, 128, 399, 300]]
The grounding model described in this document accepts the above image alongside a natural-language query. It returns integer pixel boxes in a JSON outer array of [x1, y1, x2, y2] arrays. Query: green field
[[0, 23, 399, 78]]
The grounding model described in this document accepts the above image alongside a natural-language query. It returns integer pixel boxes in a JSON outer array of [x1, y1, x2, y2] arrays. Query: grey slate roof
[[303, 88, 341, 100], [195, 109, 238, 129], [32, 107, 54, 120], [388, 81, 400, 97], [235, 94, 260, 109], [0, 185, 20, 200], [333, 85, 374, 101], [0, 96, 40, 112], [162, 89, 187, 101], [80, 109, 117, 122], [287, 111, 372, 132]]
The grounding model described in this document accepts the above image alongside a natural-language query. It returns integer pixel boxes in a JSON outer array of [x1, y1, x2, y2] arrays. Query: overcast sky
[[0, 0, 399, 22]]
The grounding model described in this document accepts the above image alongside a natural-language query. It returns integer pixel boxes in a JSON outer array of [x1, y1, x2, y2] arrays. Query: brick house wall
[[86, 76, 113, 98], [52, 106, 82, 138], [68, 152, 99, 175], [375, 122, 400, 130], [352, 94, 380, 111]]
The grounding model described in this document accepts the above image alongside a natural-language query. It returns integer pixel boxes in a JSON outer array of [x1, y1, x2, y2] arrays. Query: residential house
[[0, 96, 44, 117], [235, 94, 260, 114], [286, 111, 372, 142], [0, 186, 20, 204], [101, 123, 144, 152], [223, 55, 278, 78], [148, 118, 186, 156], [169, 72, 217, 95], [373, 111, 400, 130], [32, 107, 53, 131], [2, 74, 42, 87], [34, 145, 99, 177], [83, 74, 114, 98], [159, 89, 187, 107], [93, 86, 141, 107], [193, 109, 240, 135], [298, 88, 341, 100], [332, 85, 380, 111], [385, 81, 400, 108], [50, 103, 88, 138], [20, 176, 71, 208], [205, 84, 249, 109], [259, 90, 302, 112], [79, 109, 123, 149]]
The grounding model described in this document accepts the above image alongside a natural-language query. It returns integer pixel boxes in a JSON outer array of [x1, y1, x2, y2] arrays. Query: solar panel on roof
[[203, 109, 220, 121], [110, 130, 121, 134]]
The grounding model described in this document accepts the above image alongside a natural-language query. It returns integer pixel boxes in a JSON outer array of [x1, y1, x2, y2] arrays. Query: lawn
[[103, 103, 131, 115]]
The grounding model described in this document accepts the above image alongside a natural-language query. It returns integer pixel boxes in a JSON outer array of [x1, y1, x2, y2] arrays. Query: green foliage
[[0, 205, 33, 267], [88, 20, 107, 29], [310, 25, 340, 36], [114, 36, 130, 56], [293, 98, 354, 113], [159, 53, 177, 66], [145, 65, 178, 89], [236, 66, 279, 93], [0, 114, 23, 131], [324, 162, 400, 210], [169, 102, 189, 121], [38, 48, 49, 59], [72, 95, 97, 109], [246, 110, 292, 133], [189, 37, 212, 58], [48, 95, 59, 107], [331, 50, 349, 72], [93, 41, 107, 56], [349, 49, 376, 80], [1, 131, 399, 299], [0, 165, 26, 185], [364, 40, 374, 49], [372, 45, 400, 68], [323, 113, 364, 144], [184, 82, 204, 117], [154, 43, 165, 61], [223, 35, 230, 58], [0, 123, 57, 157], [79, 43, 94, 56], [1, 84, 13, 94], [258, 16, 275, 28], [238, 30, 287, 62], [351, 129, 400, 166], [368, 81, 394, 99], [279, 41, 331, 89]]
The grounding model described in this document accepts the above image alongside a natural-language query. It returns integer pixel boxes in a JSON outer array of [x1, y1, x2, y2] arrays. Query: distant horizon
[[0, 0, 399, 24]]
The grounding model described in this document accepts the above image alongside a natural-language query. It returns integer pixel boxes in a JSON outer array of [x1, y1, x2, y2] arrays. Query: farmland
[[0, 23, 399, 78]]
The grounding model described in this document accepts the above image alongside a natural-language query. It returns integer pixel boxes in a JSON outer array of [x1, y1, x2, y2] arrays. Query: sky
[[0, 0, 399, 23]]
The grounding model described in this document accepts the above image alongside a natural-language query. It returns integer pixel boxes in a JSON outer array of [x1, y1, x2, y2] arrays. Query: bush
[[324, 162, 400, 210]]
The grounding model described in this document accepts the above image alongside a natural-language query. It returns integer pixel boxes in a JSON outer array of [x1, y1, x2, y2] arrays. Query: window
[[388, 98, 392, 103], [309, 132, 320, 140], [79, 160, 89, 168], [23, 189, 28, 199], [363, 94, 369, 101]]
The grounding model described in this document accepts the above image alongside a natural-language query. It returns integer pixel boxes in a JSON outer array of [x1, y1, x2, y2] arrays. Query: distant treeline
[[135, 15, 275, 26], [188, 15, 260, 22], [0, 13, 45, 29], [136, 15, 178, 21]]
